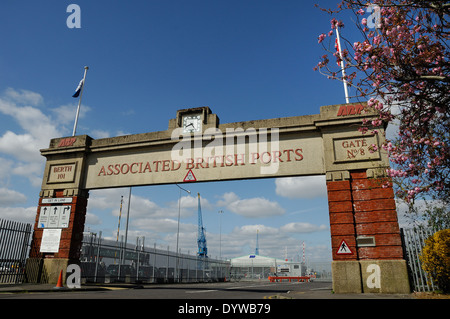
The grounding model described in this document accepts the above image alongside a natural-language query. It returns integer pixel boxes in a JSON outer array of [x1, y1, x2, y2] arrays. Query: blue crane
[[197, 193, 208, 259]]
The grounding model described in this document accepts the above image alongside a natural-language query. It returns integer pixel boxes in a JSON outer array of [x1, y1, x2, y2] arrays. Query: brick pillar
[[27, 190, 88, 284], [327, 179, 357, 261], [327, 177, 363, 293], [327, 171, 404, 261], [351, 171, 404, 260], [327, 170, 410, 294]]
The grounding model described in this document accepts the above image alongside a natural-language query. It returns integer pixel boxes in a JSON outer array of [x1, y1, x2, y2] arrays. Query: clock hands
[[183, 114, 201, 132]]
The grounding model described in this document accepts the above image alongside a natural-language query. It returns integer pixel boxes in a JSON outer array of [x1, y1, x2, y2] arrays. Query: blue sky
[[0, 1, 383, 266]]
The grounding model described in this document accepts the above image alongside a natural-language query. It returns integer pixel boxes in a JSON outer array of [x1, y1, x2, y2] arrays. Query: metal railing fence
[[228, 262, 332, 281], [5, 219, 441, 290], [401, 227, 443, 292], [0, 219, 33, 284], [80, 232, 231, 283]]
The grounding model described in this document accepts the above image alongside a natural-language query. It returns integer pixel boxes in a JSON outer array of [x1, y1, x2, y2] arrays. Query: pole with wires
[[114, 195, 123, 264], [335, 27, 350, 104]]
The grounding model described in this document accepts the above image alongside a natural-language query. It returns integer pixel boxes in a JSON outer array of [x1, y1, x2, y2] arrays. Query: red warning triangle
[[183, 169, 197, 182], [336, 239, 353, 255]]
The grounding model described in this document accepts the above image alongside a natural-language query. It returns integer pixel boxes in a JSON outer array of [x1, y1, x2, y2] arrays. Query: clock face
[[182, 114, 202, 133]]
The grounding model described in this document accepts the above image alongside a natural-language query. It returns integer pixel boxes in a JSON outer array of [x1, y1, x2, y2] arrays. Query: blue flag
[[72, 79, 84, 98]]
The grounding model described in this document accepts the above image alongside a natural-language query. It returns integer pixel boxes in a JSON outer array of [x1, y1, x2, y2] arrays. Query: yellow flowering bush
[[420, 229, 450, 293]]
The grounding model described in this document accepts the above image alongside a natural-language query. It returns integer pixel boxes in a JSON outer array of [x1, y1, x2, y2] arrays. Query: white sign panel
[[38, 205, 71, 228], [40, 229, 62, 253], [48, 206, 61, 228], [42, 198, 73, 204], [58, 206, 71, 228], [38, 207, 50, 228]]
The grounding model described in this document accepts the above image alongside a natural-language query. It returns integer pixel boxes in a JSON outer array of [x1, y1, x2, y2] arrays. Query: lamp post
[[218, 210, 223, 259], [175, 184, 190, 282]]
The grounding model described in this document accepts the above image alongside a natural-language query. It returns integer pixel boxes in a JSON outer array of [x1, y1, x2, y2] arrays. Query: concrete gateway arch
[[28, 103, 410, 294]]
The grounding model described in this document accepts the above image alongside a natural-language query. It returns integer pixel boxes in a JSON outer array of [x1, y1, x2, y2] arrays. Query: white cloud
[[90, 129, 110, 139], [85, 212, 102, 226], [232, 224, 279, 236], [132, 217, 197, 234], [130, 195, 178, 218], [87, 188, 126, 211], [88, 188, 161, 218], [216, 192, 239, 206], [88, 188, 212, 220], [0, 187, 27, 206], [134, 217, 179, 232], [0, 131, 39, 162], [51, 103, 91, 126], [0, 87, 96, 192], [229, 198, 284, 218], [217, 192, 285, 218], [280, 222, 327, 233], [4, 88, 43, 106], [0, 101, 60, 144], [0, 206, 36, 224], [0, 88, 70, 187], [0, 157, 13, 182], [275, 176, 327, 199], [395, 198, 447, 229]]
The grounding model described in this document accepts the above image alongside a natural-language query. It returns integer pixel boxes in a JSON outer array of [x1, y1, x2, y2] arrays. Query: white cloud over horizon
[[0, 88, 93, 189], [275, 176, 327, 199], [217, 191, 285, 218]]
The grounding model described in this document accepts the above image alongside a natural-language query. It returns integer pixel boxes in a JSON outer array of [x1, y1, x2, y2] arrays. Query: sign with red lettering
[[333, 136, 380, 162], [84, 135, 325, 190], [58, 137, 77, 147], [336, 104, 364, 117], [42, 106, 391, 200], [47, 163, 77, 183], [183, 169, 196, 182]]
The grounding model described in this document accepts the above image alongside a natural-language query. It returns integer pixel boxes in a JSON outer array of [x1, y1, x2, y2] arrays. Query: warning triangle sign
[[183, 169, 197, 182], [336, 239, 353, 255]]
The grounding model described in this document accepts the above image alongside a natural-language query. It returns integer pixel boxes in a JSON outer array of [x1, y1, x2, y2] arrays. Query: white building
[[230, 254, 305, 279]]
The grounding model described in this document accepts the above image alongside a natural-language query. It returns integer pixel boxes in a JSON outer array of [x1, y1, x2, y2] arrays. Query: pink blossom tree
[[315, 0, 449, 204]]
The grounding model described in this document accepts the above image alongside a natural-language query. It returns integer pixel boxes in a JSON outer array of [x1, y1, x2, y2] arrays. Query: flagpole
[[335, 27, 350, 104], [72, 66, 89, 136]]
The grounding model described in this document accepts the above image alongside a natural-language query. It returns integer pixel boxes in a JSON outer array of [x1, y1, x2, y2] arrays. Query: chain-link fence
[[227, 264, 332, 281], [80, 232, 230, 283]]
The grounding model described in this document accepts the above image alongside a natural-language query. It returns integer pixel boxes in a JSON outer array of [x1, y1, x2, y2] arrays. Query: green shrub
[[420, 229, 450, 293]]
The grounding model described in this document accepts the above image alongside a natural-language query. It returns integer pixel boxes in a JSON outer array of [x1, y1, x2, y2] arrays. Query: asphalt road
[[0, 280, 331, 299], [0, 280, 414, 299], [0, 280, 428, 317]]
